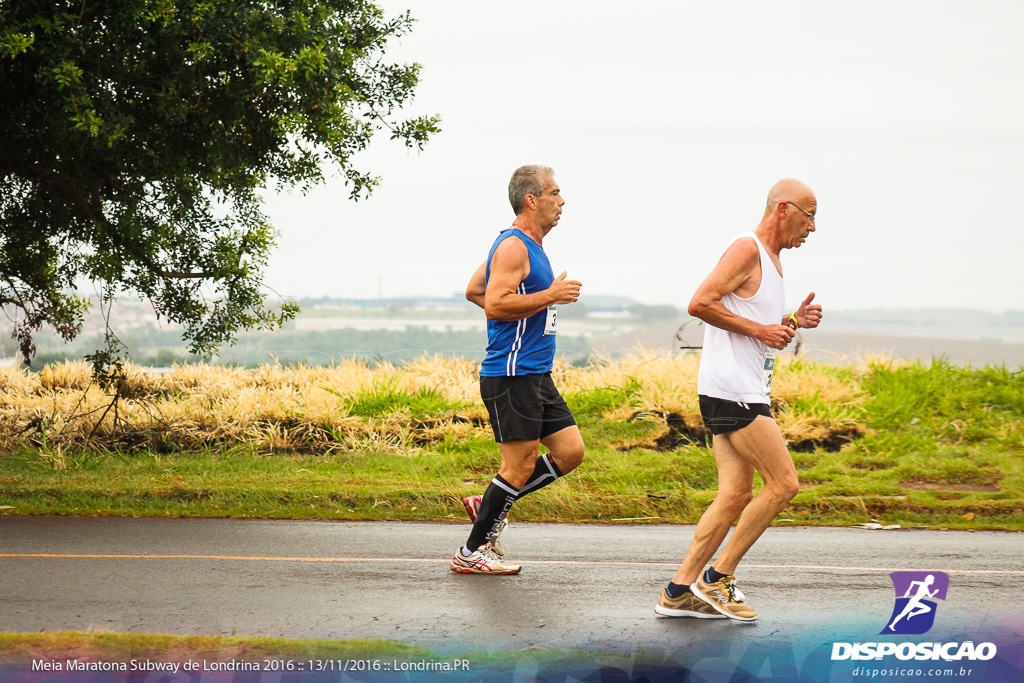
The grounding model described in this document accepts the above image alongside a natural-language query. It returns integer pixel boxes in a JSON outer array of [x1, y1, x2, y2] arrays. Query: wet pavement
[[1, 516, 1022, 654]]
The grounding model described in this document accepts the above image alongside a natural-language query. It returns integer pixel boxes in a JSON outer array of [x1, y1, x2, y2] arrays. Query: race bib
[[544, 305, 557, 336], [761, 349, 777, 396]]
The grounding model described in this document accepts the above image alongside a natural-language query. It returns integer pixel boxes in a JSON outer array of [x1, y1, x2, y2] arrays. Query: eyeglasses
[[786, 201, 816, 223]]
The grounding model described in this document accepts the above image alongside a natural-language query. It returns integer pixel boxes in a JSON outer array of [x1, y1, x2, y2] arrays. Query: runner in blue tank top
[[449, 165, 586, 575], [478, 227, 557, 377]]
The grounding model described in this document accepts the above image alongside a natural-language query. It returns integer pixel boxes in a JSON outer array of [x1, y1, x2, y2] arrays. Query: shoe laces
[[480, 545, 502, 562], [727, 581, 745, 603]]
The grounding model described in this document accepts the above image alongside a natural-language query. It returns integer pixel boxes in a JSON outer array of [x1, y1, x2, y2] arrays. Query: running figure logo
[[881, 571, 949, 635]]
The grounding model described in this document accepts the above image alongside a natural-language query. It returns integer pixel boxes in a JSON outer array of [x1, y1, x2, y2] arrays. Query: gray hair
[[508, 165, 554, 215]]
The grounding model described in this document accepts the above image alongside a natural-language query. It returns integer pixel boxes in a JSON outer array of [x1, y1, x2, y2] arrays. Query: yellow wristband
[[787, 312, 799, 329]]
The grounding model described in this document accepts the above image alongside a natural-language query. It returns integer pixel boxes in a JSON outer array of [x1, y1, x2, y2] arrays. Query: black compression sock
[[515, 453, 563, 500], [704, 566, 728, 584], [666, 581, 691, 599], [465, 474, 519, 552]]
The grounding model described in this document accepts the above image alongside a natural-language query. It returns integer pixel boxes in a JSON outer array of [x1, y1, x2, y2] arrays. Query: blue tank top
[[480, 229, 557, 376]]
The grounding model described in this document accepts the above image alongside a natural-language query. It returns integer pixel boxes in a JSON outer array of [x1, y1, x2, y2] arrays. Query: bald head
[[765, 178, 814, 213], [759, 178, 818, 250]]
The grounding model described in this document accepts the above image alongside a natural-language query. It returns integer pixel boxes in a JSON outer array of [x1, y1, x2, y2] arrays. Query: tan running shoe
[[691, 575, 758, 621], [654, 589, 726, 618], [449, 546, 521, 575]]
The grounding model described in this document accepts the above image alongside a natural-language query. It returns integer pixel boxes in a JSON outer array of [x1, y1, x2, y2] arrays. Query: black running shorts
[[480, 373, 577, 443], [698, 395, 772, 436]]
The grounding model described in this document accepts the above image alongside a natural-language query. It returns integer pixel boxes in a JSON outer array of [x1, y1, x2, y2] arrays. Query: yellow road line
[[1, 554, 1023, 575], [0, 553, 437, 562]]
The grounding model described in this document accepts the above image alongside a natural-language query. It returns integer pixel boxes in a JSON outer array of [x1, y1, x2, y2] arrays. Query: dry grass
[[0, 351, 870, 455], [558, 349, 702, 419], [0, 357, 488, 455], [563, 350, 869, 449]]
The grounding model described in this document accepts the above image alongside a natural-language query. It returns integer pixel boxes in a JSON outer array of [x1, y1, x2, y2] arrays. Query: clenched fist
[[548, 271, 581, 305], [758, 324, 797, 350]]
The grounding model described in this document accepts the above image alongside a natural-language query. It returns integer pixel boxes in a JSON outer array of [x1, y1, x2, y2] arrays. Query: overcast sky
[[260, 1, 1024, 313]]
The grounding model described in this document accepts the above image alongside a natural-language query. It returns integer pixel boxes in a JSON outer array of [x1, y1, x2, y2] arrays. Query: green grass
[[1, 359, 1022, 529], [327, 377, 469, 419], [781, 359, 1024, 527], [563, 378, 642, 415]]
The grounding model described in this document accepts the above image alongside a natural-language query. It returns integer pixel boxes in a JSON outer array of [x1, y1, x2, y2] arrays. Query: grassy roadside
[[1, 354, 1022, 529]]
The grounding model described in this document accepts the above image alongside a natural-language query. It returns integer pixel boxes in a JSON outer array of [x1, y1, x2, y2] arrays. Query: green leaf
[[0, 0, 440, 373], [1, 31, 35, 58]]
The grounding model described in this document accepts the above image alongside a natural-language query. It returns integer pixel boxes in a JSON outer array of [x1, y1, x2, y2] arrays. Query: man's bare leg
[[671, 434, 755, 586], [711, 415, 799, 575], [540, 425, 585, 476], [663, 416, 797, 620], [496, 439, 541, 489]]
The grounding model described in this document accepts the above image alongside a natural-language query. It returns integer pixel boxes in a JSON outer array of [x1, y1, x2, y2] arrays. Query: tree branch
[[0, 148, 103, 221], [1, 151, 215, 281], [156, 270, 215, 279]]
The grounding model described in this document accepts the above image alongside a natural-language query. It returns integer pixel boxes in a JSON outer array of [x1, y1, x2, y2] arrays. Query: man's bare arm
[[466, 262, 486, 309], [688, 238, 796, 350], [484, 237, 581, 321]]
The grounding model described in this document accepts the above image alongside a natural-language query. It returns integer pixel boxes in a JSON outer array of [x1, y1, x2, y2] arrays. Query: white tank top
[[697, 232, 786, 405]]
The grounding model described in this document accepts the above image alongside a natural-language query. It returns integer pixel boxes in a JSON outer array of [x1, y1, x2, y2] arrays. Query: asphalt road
[[1, 516, 1022, 654]]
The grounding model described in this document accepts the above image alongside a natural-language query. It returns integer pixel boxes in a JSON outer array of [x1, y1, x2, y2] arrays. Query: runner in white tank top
[[697, 231, 787, 405], [655, 179, 824, 622]]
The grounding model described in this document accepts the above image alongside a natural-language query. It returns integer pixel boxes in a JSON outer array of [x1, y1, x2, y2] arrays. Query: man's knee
[[543, 428, 585, 473], [767, 476, 799, 506], [560, 441, 585, 470], [515, 452, 540, 477], [497, 442, 540, 486], [717, 487, 753, 514]]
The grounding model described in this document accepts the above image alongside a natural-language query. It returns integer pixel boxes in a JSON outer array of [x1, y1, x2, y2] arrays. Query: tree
[[0, 0, 440, 369]]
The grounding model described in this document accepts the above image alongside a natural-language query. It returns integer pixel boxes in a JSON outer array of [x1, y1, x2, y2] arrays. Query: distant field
[[793, 330, 1024, 368], [0, 353, 1021, 529], [597, 324, 1024, 368], [15, 304, 1024, 369]]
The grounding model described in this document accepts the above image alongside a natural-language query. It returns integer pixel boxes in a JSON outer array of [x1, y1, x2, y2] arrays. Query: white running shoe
[[489, 516, 508, 556], [463, 495, 482, 520], [449, 545, 521, 575]]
